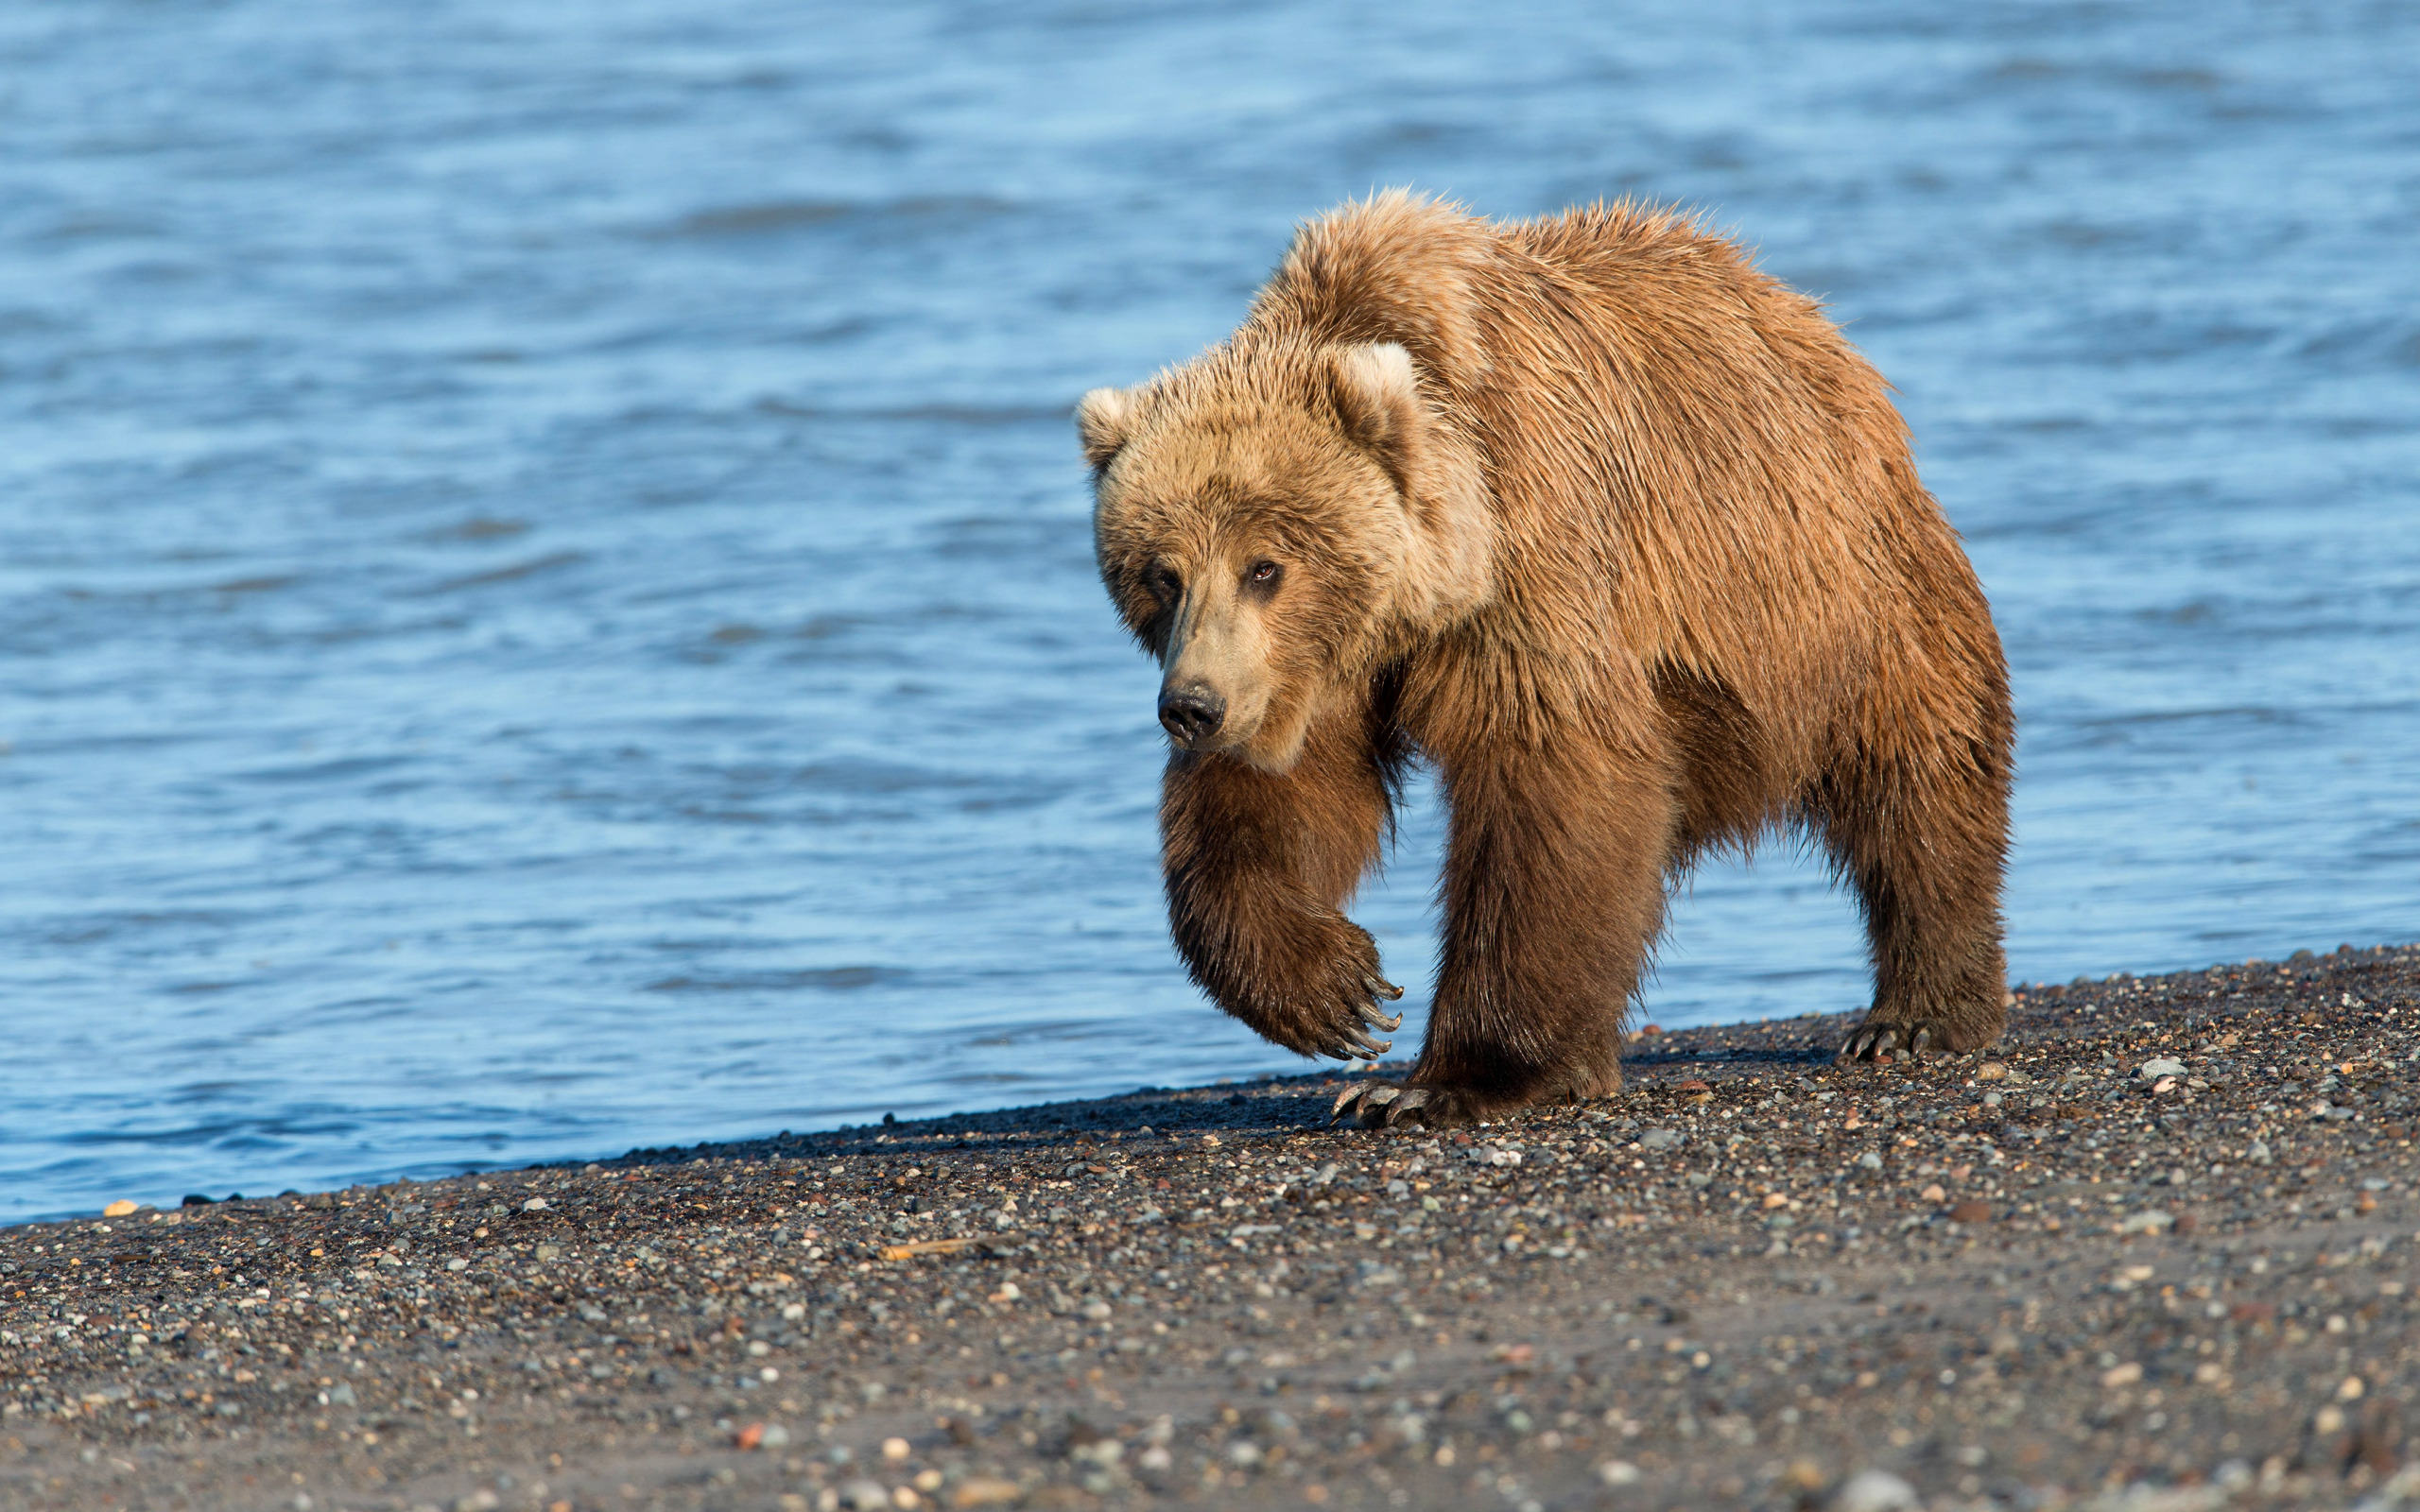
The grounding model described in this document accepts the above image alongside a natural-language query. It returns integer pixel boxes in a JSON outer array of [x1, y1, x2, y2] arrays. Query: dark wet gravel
[[6, 943, 2419, 1512]]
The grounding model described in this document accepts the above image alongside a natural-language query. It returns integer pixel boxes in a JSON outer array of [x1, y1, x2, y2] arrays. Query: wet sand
[[5, 943, 2417, 1512]]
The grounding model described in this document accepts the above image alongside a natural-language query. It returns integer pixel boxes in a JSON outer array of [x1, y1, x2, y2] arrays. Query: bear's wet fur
[[1080, 191, 2013, 1127]]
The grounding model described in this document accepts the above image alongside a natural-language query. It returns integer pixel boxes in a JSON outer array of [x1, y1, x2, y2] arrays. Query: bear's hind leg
[[1817, 715, 2013, 1063]]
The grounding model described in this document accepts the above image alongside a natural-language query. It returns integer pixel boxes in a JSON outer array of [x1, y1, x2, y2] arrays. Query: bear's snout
[[1157, 683, 1227, 746]]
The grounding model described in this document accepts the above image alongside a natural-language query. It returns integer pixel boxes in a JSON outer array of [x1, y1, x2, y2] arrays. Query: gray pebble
[[1830, 1469, 1919, 1512]]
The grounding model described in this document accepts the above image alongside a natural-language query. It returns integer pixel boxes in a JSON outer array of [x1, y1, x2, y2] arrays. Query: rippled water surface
[[4, 1, 2415, 1221]]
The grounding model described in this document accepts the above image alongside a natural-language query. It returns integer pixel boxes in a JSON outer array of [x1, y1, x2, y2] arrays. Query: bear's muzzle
[[1157, 682, 1226, 746]]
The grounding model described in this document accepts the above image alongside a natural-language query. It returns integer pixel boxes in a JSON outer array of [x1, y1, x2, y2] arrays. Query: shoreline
[[4, 941, 2417, 1510]]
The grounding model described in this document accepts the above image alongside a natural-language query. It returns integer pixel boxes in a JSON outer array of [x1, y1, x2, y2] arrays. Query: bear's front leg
[[1161, 717, 1408, 1061], [1337, 740, 1668, 1129]]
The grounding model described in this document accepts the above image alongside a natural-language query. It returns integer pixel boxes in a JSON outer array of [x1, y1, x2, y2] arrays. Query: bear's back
[[1256, 194, 1984, 783]]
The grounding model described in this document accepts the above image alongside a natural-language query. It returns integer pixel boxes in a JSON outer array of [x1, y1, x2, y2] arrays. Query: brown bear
[[1078, 191, 2013, 1127]]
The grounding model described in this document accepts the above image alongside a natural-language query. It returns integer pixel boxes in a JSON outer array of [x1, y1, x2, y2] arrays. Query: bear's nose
[[1157, 684, 1226, 745]]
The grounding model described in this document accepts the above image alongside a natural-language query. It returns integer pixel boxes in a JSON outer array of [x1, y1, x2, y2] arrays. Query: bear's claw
[[1358, 1001, 1403, 1034], [1329, 1082, 1475, 1128], [1839, 1017, 1984, 1063], [1335, 1029, 1394, 1059], [1310, 973, 1406, 1060]]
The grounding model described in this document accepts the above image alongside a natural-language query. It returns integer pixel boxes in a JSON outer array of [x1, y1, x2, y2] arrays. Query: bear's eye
[[1144, 564, 1181, 602], [1246, 560, 1281, 587]]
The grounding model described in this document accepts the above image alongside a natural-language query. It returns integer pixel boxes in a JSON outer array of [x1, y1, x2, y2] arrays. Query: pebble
[[1830, 1469, 1920, 1512]]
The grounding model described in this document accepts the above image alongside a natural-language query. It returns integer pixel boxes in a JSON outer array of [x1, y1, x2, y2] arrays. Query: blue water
[[3, 1, 2414, 1224]]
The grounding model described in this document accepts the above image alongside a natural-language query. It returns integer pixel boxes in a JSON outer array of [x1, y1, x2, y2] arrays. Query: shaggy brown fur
[[1080, 191, 2013, 1127]]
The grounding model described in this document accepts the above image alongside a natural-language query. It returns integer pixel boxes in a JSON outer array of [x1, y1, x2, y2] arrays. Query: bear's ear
[[1076, 386, 1137, 472], [1325, 342, 1424, 498]]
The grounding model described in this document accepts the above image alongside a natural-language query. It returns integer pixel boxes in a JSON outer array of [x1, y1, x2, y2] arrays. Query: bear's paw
[[1839, 1014, 1999, 1064], [1329, 1081, 1485, 1130]]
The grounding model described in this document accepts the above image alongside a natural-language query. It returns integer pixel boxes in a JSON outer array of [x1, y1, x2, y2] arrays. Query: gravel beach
[[7, 943, 2419, 1512]]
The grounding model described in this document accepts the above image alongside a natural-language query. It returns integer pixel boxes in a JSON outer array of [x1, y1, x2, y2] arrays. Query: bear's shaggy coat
[[1080, 192, 2013, 1126]]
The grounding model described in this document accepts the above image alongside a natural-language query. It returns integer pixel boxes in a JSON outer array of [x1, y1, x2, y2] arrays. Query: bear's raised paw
[[1276, 920, 1406, 1061]]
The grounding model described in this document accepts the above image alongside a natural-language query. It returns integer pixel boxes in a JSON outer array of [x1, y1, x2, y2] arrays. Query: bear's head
[[1080, 339, 1491, 772]]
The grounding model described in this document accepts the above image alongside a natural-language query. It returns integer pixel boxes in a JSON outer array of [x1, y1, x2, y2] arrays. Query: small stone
[[1949, 1201, 1993, 1224], [1598, 1459, 1641, 1485], [1919, 1184, 1945, 1203], [2338, 1376, 2365, 1401], [532, 1244, 562, 1261], [2102, 1361, 2143, 1387], [882, 1436, 911, 1461], [1976, 1062, 2006, 1081], [1858, 1152, 1883, 1170], [2138, 1058, 2187, 1081], [1070, 1438, 1122, 1468], [446, 1258, 469, 1272], [1830, 1469, 1919, 1512], [838, 1481, 891, 1512], [102, 1200, 138, 1218], [1640, 1129, 1681, 1150], [948, 1481, 1022, 1509]]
